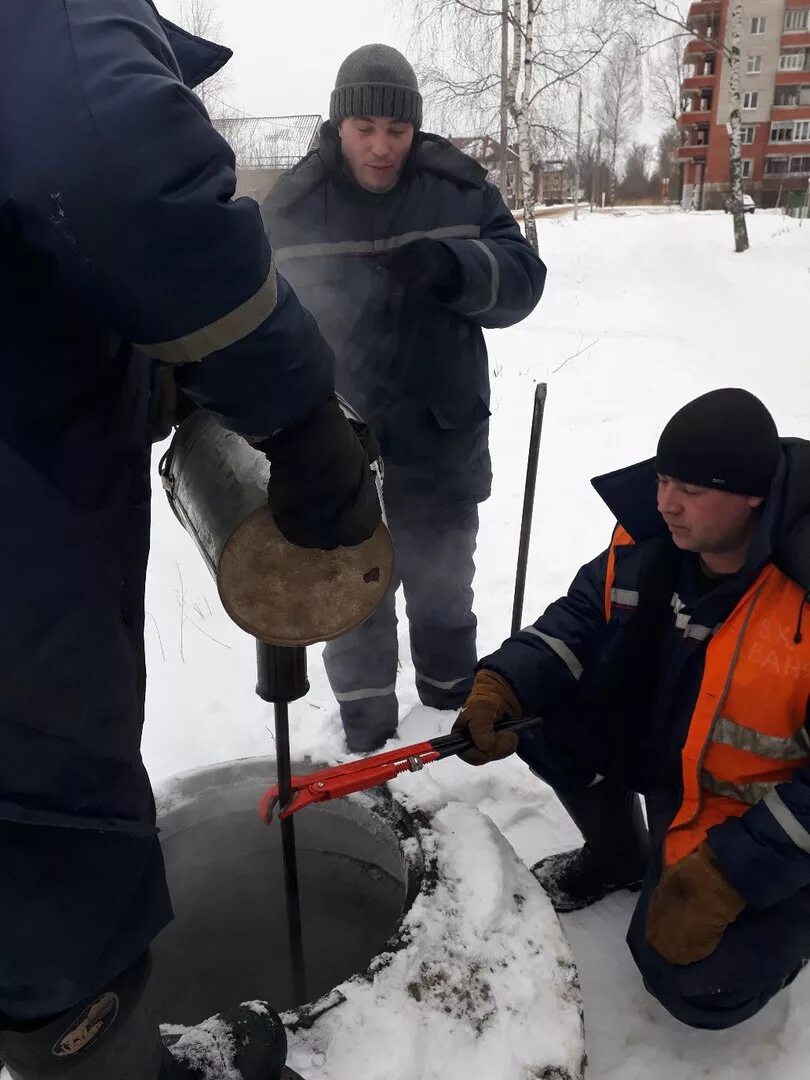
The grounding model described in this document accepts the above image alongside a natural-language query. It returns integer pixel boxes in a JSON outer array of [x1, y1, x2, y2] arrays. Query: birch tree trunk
[[519, 1, 539, 251], [609, 131, 619, 207], [726, 0, 749, 253], [505, 0, 541, 253]]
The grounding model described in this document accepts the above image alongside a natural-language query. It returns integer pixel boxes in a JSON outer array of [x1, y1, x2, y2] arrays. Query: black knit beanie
[[330, 44, 423, 129], [656, 388, 780, 497]]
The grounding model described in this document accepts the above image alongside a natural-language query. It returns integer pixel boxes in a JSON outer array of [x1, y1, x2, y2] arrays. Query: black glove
[[387, 238, 461, 299], [262, 396, 382, 550]]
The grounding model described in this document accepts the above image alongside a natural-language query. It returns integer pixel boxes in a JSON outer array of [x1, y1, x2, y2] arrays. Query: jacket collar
[[267, 122, 488, 212], [591, 438, 810, 593], [150, 3, 232, 89]]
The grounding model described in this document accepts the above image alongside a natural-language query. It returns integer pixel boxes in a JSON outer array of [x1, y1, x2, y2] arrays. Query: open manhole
[[151, 757, 422, 1026]]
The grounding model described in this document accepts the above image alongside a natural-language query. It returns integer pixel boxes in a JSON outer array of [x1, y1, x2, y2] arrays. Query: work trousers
[[323, 488, 479, 752]]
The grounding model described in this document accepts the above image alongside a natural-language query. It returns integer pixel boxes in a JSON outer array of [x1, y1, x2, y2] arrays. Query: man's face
[[338, 117, 415, 193], [656, 475, 763, 557]]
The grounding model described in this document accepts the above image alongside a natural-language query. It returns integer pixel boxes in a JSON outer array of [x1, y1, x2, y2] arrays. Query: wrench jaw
[[258, 785, 281, 825]]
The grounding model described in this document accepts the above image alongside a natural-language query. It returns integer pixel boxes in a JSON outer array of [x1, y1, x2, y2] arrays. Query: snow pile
[[285, 800, 583, 1080]]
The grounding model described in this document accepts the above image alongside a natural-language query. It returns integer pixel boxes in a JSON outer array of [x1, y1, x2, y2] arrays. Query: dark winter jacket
[[483, 440, 810, 996], [0, 0, 335, 1018], [263, 124, 547, 506]]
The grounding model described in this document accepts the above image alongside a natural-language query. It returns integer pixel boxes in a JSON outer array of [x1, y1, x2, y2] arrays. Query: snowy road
[[138, 207, 810, 1078]]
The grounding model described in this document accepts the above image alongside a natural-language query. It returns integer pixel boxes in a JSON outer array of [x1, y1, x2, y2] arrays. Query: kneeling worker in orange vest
[[455, 388, 810, 1029]]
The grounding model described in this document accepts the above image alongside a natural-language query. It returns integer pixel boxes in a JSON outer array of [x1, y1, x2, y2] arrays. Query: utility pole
[[500, 0, 509, 201], [573, 88, 582, 221]]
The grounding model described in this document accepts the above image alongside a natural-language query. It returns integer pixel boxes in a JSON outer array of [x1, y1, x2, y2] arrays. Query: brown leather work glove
[[646, 842, 745, 965], [453, 670, 522, 767]]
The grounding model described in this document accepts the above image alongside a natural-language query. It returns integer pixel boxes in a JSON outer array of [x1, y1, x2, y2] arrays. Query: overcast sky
[[158, 0, 665, 149], [159, 0, 412, 120]]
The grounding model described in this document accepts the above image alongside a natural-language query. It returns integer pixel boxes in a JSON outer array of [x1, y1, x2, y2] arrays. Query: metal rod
[[511, 383, 548, 636], [275, 701, 307, 1004]]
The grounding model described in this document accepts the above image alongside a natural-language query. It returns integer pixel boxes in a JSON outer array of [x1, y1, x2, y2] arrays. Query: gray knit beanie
[[330, 44, 423, 129]]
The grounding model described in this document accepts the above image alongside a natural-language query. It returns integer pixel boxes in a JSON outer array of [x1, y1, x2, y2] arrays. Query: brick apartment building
[[678, 0, 810, 209]]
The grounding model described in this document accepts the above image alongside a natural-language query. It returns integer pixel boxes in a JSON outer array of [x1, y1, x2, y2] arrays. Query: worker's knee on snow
[[628, 908, 796, 1030], [642, 973, 787, 1030]]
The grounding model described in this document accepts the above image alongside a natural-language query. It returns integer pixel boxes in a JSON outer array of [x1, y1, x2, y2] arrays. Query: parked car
[[724, 193, 756, 214]]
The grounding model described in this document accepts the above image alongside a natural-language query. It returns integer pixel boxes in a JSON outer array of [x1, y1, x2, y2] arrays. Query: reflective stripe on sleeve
[[135, 263, 278, 365], [764, 788, 810, 855], [523, 627, 584, 681], [610, 588, 640, 608], [274, 225, 481, 263], [467, 239, 500, 316]]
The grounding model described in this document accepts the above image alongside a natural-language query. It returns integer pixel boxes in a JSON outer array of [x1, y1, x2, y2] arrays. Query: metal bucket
[[158, 403, 394, 646]]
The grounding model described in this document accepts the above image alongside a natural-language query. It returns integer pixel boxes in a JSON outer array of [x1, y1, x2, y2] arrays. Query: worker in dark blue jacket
[[263, 45, 547, 753], [455, 390, 810, 1030], [0, 3, 379, 1078]]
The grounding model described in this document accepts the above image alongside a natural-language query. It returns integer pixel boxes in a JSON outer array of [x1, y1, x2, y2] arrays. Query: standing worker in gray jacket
[[264, 45, 547, 752]]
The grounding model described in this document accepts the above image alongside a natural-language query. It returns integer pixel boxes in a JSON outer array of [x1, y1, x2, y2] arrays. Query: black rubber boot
[[161, 1002, 289, 1080], [0, 954, 162, 1080], [531, 780, 649, 913]]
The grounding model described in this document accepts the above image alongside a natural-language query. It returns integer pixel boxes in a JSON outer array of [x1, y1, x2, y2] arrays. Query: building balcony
[[781, 32, 810, 49], [678, 111, 717, 129], [678, 105, 714, 125], [682, 75, 717, 91], [676, 144, 709, 161], [691, 0, 721, 21], [686, 13, 721, 38], [684, 38, 719, 60], [775, 70, 810, 85]]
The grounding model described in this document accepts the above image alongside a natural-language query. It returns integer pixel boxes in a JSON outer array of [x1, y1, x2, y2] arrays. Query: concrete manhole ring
[[152, 757, 585, 1080]]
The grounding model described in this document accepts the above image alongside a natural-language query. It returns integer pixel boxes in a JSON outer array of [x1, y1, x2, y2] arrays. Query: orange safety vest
[[605, 526, 810, 866]]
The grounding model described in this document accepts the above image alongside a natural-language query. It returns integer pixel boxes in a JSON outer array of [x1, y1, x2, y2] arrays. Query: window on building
[[740, 159, 753, 178], [790, 156, 810, 174], [743, 91, 760, 109], [751, 16, 766, 34], [795, 120, 810, 142], [705, 56, 716, 75], [740, 125, 757, 144], [771, 121, 795, 142], [774, 86, 800, 106], [802, 87, 810, 106], [784, 8, 809, 32], [747, 54, 762, 74], [764, 157, 789, 175], [780, 50, 805, 71]]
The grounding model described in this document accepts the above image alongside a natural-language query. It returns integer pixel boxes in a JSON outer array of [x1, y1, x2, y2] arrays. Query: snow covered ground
[[138, 207, 810, 1078]]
